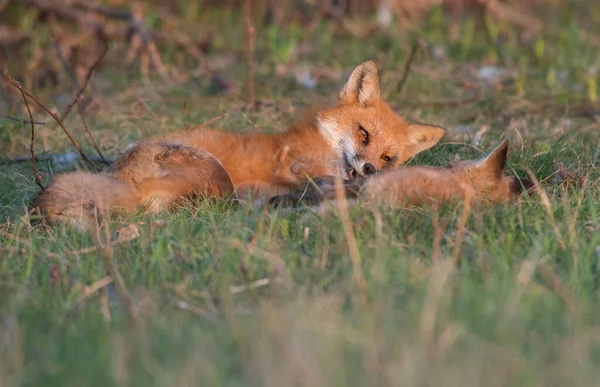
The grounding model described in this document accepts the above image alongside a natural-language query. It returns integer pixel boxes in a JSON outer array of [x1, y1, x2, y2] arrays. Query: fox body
[[270, 140, 535, 211], [32, 61, 446, 229]]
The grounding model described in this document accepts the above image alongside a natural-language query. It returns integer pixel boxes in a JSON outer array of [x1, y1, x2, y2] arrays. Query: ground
[[0, 2, 600, 386]]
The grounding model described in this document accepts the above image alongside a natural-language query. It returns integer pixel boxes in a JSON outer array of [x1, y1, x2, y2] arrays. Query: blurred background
[[1, 0, 597, 100], [0, 0, 598, 181]]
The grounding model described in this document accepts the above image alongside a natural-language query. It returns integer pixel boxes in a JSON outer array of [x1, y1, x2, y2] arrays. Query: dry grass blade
[[191, 113, 229, 130], [8, 77, 98, 171], [451, 192, 473, 266], [420, 260, 455, 356], [333, 175, 367, 307], [525, 168, 567, 250], [230, 278, 271, 295], [16, 88, 43, 189], [96, 216, 138, 327], [66, 276, 115, 316], [537, 262, 581, 315], [431, 209, 448, 264]]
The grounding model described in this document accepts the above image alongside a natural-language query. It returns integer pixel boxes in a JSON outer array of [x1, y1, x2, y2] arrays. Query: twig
[[59, 43, 108, 122], [244, 0, 255, 110], [77, 99, 109, 166], [8, 77, 98, 171], [8, 153, 114, 165], [183, 102, 191, 124], [16, 88, 44, 189], [189, 113, 229, 130], [397, 37, 421, 93], [0, 113, 46, 125]]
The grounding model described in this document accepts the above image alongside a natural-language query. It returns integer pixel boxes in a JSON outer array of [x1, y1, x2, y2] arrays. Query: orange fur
[[270, 140, 536, 211], [32, 61, 447, 229]]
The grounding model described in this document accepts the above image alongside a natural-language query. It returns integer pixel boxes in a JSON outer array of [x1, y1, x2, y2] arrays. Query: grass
[[1, 2, 600, 386]]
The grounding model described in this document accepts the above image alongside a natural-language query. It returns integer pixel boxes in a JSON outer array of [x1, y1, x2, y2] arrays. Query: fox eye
[[358, 125, 369, 145], [381, 155, 391, 162]]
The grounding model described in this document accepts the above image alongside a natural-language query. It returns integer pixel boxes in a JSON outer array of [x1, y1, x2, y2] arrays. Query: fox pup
[[32, 61, 446, 229], [270, 140, 535, 210]]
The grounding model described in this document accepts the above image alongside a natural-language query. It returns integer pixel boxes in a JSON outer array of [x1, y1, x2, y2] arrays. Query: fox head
[[317, 60, 446, 180], [449, 139, 536, 202]]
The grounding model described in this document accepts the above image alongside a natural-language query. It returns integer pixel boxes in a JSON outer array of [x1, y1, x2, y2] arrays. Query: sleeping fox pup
[[269, 139, 536, 210], [32, 61, 446, 229]]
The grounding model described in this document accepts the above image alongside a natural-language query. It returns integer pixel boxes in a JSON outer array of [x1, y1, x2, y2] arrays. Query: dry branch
[[397, 38, 421, 93], [8, 77, 98, 171], [16, 88, 44, 189], [244, 0, 255, 110], [0, 114, 46, 125], [59, 43, 108, 123], [77, 99, 109, 166]]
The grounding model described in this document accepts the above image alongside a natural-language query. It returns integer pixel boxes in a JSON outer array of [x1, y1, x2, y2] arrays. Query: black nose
[[363, 163, 376, 175]]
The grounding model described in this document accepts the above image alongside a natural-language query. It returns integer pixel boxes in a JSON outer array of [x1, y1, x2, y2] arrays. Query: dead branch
[[244, 0, 255, 110], [59, 43, 108, 122], [397, 37, 421, 93], [183, 102, 191, 124], [8, 77, 98, 171], [8, 153, 114, 165], [77, 99, 109, 166], [0, 114, 46, 125], [16, 88, 44, 189], [194, 113, 228, 130]]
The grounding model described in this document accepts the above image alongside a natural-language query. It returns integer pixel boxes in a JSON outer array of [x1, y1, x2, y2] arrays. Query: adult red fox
[[32, 61, 446, 229], [269, 140, 536, 210]]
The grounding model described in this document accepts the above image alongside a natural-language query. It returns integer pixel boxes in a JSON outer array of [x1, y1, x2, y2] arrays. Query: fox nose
[[363, 163, 377, 175]]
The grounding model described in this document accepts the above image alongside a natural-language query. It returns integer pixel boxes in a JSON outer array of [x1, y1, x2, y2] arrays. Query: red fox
[[32, 61, 446, 229], [269, 139, 536, 211]]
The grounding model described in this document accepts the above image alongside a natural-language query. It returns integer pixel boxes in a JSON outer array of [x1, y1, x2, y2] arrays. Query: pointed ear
[[339, 61, 381, 107], [478, 139, 509, 178], [403, 124, 446, 159]]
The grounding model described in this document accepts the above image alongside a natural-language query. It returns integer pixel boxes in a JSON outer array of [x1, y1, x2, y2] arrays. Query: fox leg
[[112, 142, 236, 212]]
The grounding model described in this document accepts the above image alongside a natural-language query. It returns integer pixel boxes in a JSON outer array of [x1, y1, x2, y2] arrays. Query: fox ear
[[339, 61, 381, 107], [403, 124, 446, 159], [478, 139, 509, 178]]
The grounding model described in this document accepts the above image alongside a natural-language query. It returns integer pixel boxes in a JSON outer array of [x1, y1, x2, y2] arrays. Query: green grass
[[1, 2, 600, 386]]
